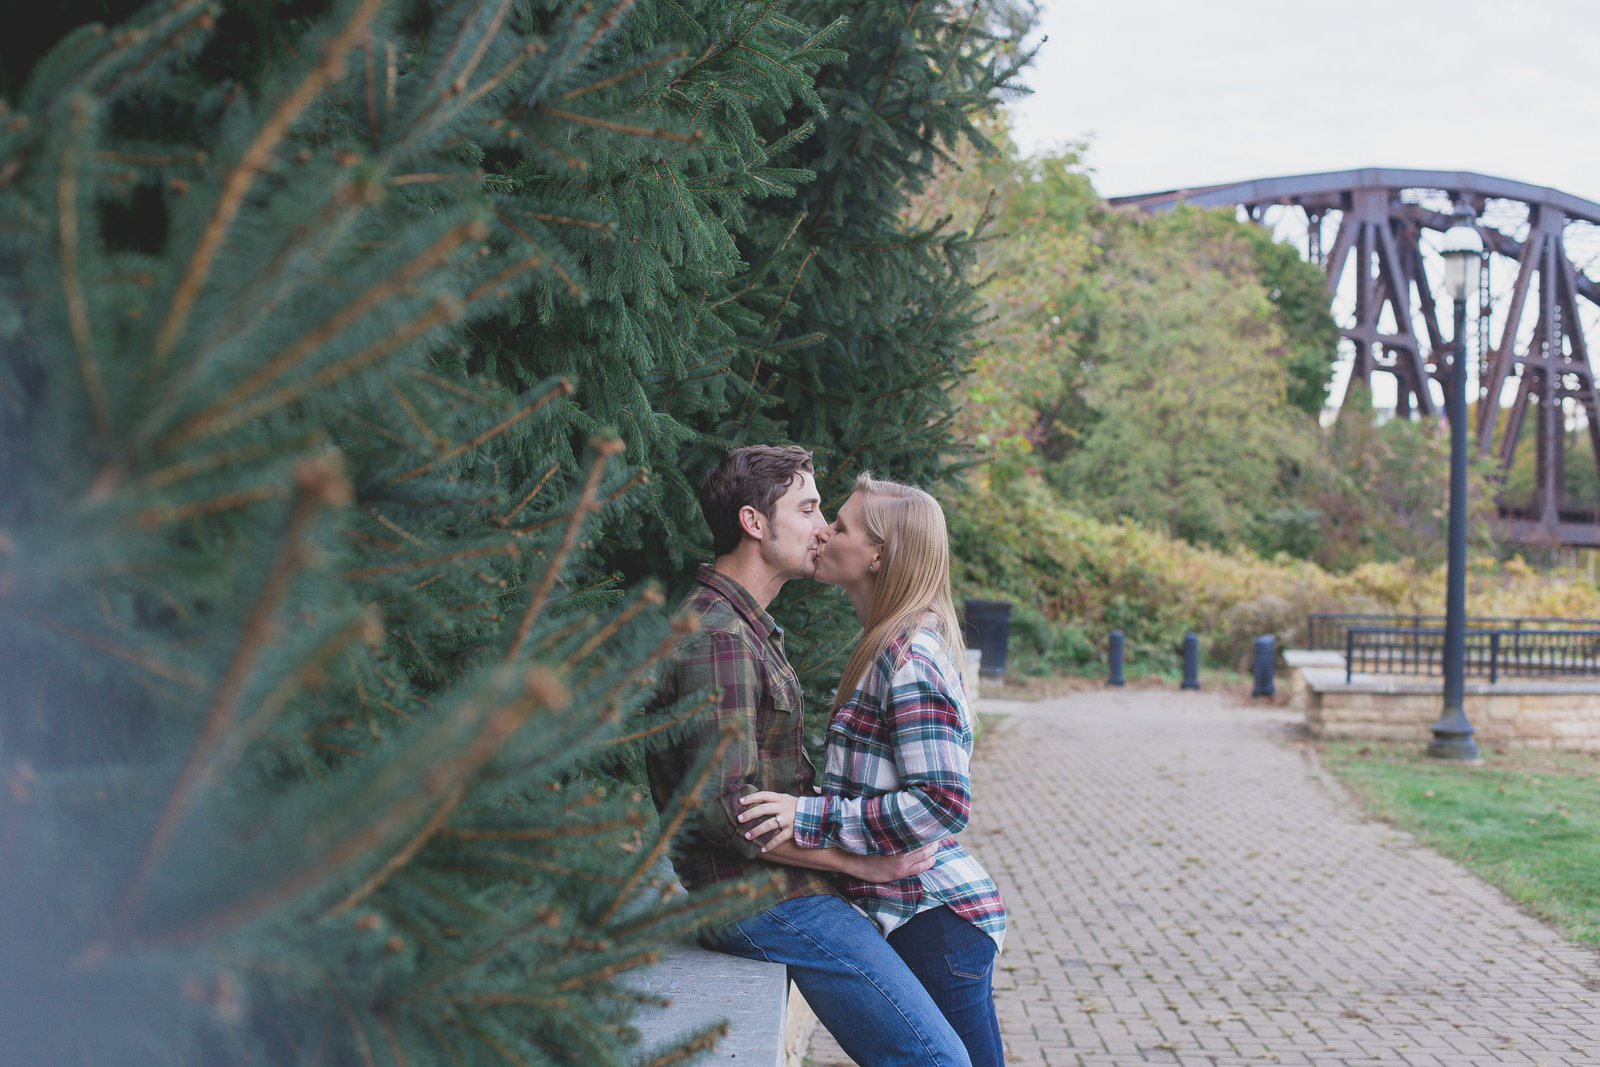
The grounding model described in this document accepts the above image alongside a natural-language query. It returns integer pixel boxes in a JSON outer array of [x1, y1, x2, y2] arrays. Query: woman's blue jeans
[[887, 906, 1004, 1067], [712, 893, 971, 1067]]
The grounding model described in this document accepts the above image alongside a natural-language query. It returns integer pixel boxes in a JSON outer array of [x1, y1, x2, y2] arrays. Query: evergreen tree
[[0, 1, 778, 1062], [704, 0, 1035, 689], [448, 0, 1032, 697], [1, 0, 1033, 1060]]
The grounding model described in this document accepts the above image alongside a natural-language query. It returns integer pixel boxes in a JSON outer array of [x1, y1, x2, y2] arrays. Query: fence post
[[1181, 632, 1200, 690], [1107, 630, 1124, 687], [1489, 631, 1499, 684], [1346, 628, 1354, 683], [1251, 635, 1276, 697]]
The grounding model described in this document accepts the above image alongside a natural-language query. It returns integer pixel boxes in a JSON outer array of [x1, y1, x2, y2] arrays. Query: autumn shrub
[[947, 469, 1600, 676]]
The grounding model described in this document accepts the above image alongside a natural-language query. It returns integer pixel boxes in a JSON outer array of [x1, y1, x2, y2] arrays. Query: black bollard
[[1181, 632, 1200, 689], [1107, 630, 1125, 686], [1251, 634, 1276, 697]]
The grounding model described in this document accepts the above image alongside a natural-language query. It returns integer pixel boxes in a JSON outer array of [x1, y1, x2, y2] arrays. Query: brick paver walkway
[[807, 688, 1600, 1066]]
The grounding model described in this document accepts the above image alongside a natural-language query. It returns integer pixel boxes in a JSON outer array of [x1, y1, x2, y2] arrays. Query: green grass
[[1322, 741, 1600, 946]]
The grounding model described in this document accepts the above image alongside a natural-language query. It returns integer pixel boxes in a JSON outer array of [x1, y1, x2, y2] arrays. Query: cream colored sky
[[1003, 0, 1600, 206]]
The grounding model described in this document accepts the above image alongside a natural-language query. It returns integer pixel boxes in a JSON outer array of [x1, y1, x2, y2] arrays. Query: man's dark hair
[[699, 445, 815, 556]]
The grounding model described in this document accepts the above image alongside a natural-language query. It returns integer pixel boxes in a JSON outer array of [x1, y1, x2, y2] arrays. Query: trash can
[[962, 598, 1012, 678]]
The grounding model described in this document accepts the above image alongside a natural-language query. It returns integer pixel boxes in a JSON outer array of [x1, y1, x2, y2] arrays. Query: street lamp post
[[1428, 206, 1483, 761]]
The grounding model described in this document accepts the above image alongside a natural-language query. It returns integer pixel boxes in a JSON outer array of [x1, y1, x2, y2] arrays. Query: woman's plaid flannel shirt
[[792, 624, 1006, 948]]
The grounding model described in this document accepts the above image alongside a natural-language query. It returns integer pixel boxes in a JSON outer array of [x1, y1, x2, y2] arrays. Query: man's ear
[[738, 504, 765, 541]]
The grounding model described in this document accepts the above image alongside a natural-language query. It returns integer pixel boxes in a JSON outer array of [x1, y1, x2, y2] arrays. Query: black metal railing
[[1308, 612, 1600, 652], [1344, 625, 1600, 683]]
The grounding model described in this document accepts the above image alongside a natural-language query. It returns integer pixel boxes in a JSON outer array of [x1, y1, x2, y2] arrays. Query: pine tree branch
[[505, 439, 621, 665], [630, 1023, 732, 1067], [762, 246, 817, 334], [420, 1019, 466, 1066], [433, 41, 541, 130], [385, 379, 450, 452], [454, 848, 626, 882], [532, 104, 700, 143], [493, 214, 582, 297], [554, 948, 661, 990], [391, 171, 482, 186], [95, 1, 215, 101], [379, 1016, 413, 1067], [162, 190, 372, 423], [937, 0, 980, 83], [599, 693, 714, 749], [708, 211, 806, 309], [514, 209, 611, 231], [326, 784, 466, 917], [364, 41, 381, 141], [369, 508, 434, 551], [151, 0, 386, 370], [386, 378, 573, 484], [132, 482, 288, 528], [165, 222, 485, 447], [341, 541, 523, 581], [575, 598, 684, 701], [421, 0, 492, 103], [466, 992, 568, 1009], [133, 434, 324, 492], [595, 721, 735, 925], [633, 1024, 728, 1067], [443, 810, 647, 842], [118, 454, 352, 928], [215, 611, 381, 776], [407, 368, 506, 407], [513, 128, 586, 171], [342, 410, 420, 453], [171, 292, 469, 444], [146, 667, 569, 947], [560, 49, 687, 100], [453, 0, 516, 95], [455, 1020, 534, 1067], [604, 873, 777, 942], [397, 896, 568, 1004], [870, 3, 917, 114], [58, 96, 111, 437], [322, 974, 379, 1067], [25, 609, 204, 688], [559, 584, 662, 670], [495, 462, 560, 526]]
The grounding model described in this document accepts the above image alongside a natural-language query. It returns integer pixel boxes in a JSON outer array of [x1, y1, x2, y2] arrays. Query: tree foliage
[[913, 125, 1500, 574], [1054, 207, 1307, 546]]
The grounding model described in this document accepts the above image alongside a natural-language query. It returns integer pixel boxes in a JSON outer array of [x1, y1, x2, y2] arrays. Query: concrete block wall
[[1286, 651, 1600, 751], [626, 941, 791, 1065]]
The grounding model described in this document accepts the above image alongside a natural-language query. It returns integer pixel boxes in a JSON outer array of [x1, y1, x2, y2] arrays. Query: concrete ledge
[[627, 940, 790, 1065], [1283, 649, 1346, 670], [1286, 649, 1600, 750]]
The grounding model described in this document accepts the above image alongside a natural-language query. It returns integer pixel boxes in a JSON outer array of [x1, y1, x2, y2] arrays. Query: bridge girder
[[1111, 169, 1600, 547]]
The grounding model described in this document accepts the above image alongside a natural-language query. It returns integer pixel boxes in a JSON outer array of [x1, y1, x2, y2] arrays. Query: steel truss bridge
[[1112, 169, 1600, 548]]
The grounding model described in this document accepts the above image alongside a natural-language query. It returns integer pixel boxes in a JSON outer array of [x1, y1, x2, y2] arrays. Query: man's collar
[[695, 563, 781, 640]]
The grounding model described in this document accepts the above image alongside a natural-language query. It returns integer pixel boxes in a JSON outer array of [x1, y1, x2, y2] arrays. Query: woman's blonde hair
[[831, 472, 965, 711]]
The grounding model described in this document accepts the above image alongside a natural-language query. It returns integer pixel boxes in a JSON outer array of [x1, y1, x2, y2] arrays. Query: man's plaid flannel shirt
[[792, 624, 1006, 948], [645, 565, 838, 901]]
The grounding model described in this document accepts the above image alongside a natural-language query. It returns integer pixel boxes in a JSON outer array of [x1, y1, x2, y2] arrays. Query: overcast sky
[[1004, 0, 1600, 208]]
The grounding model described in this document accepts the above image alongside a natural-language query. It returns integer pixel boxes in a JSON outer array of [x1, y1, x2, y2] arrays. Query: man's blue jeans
[[712, 893, 972, 1067]]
